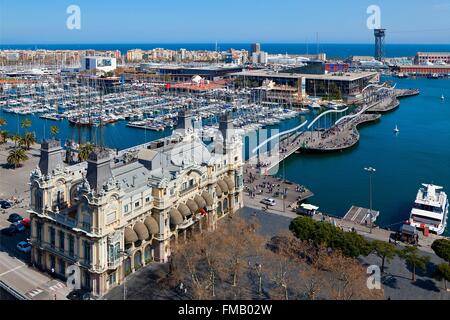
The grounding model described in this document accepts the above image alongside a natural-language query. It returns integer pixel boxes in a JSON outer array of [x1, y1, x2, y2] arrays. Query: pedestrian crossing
[[25, 281, 66, 299], [26, 288, 44, 298], [48, 282, 65, 291]]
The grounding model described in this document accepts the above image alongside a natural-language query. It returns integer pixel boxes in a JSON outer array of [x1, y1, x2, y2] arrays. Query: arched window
[[217, 201, 222, 216], [144, 245, 153, 263], [223, 198, 228, 212], [134, 251, 142, 270], [124, 257, 132, 275]]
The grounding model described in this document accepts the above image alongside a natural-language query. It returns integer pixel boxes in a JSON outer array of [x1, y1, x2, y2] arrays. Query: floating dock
[[343, 206, 379, 226]]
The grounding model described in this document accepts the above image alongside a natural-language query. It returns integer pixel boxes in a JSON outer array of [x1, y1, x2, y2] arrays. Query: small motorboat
[[441, 94, 445, 101], [394, 125, 400, 133]]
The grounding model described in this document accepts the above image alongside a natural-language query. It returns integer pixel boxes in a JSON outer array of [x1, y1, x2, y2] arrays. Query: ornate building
[[28, 111, 244, 297]]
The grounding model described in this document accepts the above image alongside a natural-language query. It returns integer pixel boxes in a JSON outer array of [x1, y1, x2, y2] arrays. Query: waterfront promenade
[[249, 88, 419, 175]]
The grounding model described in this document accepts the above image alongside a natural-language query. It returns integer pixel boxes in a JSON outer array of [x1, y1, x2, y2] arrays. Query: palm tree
[[78, 143, 94, 162], [21, 118, 32, 131], [0, 130, 9, 144], [20, 132, 36, 150], [11, 133, 22, 147], [7, 148, 29, 169], [0, 117, 7, 127], [50, 126, 60, 139]]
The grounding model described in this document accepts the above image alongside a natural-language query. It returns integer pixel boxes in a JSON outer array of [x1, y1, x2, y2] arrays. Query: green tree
[[431, 239, 450, 265], [78, 143, 94, 162], [289, 216, 371, 258], [399, 246, 430, 281], [0, 117, 7, 127], [11, 133, 21, 147], [7, 148, 29, 169], [0, 130, 9, 144], [371, 240, 398, 273], [21, 118, 32, 131], [20, 132, 36, 150], [50, 126, 60, 139], [433, 263, 450, 291]]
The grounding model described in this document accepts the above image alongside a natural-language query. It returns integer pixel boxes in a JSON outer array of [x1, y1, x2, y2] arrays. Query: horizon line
[[2, 42, 450, 46]]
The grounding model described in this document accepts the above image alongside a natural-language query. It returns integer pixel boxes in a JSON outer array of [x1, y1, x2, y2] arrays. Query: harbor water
[[279, 76, 450, 235], [1, 77, 449, 235]]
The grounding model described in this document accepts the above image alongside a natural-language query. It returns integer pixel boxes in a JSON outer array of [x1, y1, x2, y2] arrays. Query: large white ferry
[[409, 184, 449, 235]]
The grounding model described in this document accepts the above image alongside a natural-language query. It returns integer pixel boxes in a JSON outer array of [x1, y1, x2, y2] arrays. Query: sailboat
[[394, 125, 400, 133], [441, 94, 445, 101]]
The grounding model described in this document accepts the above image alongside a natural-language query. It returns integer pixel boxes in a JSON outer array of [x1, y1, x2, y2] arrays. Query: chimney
[[177, 108, 192, 132], [38, 139, 64, 176], [86, 148, 113, 193]]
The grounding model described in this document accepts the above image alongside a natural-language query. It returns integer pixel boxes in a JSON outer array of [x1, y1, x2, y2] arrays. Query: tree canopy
[[399, 246, 430, 281], [289, 216, 372, 258], [431, 239, 450, 264]]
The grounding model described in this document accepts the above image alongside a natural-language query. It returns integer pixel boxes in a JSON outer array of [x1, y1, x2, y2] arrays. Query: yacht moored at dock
[[409, 184, 449, 235]]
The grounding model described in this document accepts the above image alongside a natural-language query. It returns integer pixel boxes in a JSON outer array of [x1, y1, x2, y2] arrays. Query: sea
[[1, 43, 450, 235]]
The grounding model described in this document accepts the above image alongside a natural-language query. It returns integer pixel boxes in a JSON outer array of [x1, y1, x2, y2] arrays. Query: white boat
[[394, 125, 399, 133], [308, 102, 321, 109], [409, 184, 449, 235], [327, 102, 346, 110], [441, 94, 445, 101]]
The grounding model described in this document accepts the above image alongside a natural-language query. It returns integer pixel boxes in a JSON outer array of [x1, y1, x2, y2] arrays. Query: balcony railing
[[179, 183, 198, 196], [47, 211, 77, 228]]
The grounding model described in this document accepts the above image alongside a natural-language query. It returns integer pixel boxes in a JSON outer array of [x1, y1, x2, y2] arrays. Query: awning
[[194, 195, 207, 209], [144, 216, 159, 235], [201, 191, 214, 207], [217, 180, 229, 194], [224, 176, 235, 190], [133, 222, 150, 241], [170, 208, 184, 226], [186, 199, 199, 214], [216, 184, 223, 198], [400, 224, 418, 236], [300, 204, 319, 211], [177, 203, 191, 217], [124, 227, 138, 245]]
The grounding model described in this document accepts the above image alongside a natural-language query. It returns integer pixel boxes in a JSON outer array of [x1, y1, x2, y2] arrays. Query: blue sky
[[1, 0, 450, 44]]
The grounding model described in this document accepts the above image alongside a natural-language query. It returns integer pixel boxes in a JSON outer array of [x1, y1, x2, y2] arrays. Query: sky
[[1, 0, 450, 44]]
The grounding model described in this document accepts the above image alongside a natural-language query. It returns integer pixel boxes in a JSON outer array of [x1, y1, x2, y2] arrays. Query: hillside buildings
[[27, 111, 244, 297]]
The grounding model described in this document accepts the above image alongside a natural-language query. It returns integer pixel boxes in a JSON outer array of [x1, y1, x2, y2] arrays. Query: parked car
[[21, 218, 31, 228], [67, 289, 92, 300], [16, 241, 32, 253], [12, 222, 25, 232], [7, 213, 23, 223], [0, 200, 12, 209], [260, 198, 276, 206], [1, 226, 17, 236]]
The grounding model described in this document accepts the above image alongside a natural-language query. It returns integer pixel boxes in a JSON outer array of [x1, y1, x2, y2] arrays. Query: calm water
[[1, 78, 449, 235], [3, 43, 450, 59], [279, 77, 450, 235], [0, 113, 171, 151]]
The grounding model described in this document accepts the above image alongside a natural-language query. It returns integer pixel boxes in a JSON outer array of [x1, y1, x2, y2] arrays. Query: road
[[0, 142, 70, 300]]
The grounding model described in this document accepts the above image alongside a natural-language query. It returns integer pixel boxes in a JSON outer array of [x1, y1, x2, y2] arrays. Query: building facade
[[28, 111, 244, 297], [81, 56, 117, 73], [414, 52, 450, 65]]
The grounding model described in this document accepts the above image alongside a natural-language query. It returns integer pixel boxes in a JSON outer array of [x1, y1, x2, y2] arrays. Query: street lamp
[[364, 167, 376, 233], [119, 249, 132, 300]]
